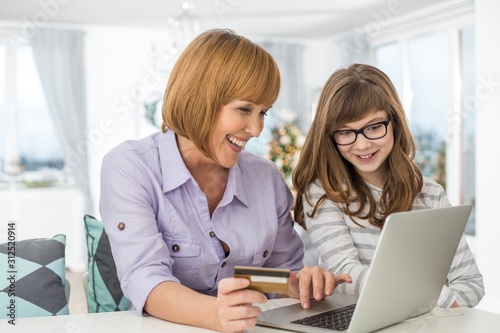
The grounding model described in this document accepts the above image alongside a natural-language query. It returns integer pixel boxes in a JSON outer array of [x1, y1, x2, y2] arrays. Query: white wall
[[0, 186, 86, 271], [475, 0, 500, 313]]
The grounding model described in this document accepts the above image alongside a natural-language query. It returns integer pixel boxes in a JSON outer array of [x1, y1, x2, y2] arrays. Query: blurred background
[[0, 0, 499, 314]]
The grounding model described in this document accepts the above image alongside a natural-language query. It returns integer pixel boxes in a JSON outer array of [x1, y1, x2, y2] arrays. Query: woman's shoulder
[[103, 132, 162, 167], [106, 132, 161, 155]]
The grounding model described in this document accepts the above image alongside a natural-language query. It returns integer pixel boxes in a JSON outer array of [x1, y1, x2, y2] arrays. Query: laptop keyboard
[[291, 304, 356, 331]]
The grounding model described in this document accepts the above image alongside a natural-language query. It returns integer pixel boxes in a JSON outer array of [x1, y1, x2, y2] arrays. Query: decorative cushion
[[0, 234, 69, 318], [84, 214, 130, 312]]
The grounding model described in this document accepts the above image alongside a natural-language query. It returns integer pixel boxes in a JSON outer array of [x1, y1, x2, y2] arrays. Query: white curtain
[[30, 28, 92, 214], [261, 42, 308, 132], [245, 41, 307, 156]]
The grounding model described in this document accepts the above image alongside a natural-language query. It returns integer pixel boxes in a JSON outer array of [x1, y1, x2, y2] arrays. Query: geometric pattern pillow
[[84, 215, 130, 312], [0, 234, 69, 319]]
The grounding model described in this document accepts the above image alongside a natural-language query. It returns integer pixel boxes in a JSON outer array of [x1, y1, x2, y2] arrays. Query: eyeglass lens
[[334, 121, 388, 145]]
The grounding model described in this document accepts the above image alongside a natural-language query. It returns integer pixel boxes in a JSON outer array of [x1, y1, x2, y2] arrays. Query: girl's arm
[[426, 179, 484, 308], [303, 181, 370, 295], [437, 235, 485, 308]]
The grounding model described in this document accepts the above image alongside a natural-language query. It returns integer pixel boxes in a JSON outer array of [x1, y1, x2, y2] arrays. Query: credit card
[[234, 266, 290, 294]]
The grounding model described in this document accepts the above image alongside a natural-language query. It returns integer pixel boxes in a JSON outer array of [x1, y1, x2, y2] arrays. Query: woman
[[100, 29, 350, 333], [293, 63, 484, 309]]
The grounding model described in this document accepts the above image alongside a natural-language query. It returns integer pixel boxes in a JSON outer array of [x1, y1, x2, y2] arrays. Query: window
[[0, 40, 65, 184], [407, 32, 450, 187], [16, 45, 64, 171], [373, 25, 476, 235], [374, 42, 403, 99]]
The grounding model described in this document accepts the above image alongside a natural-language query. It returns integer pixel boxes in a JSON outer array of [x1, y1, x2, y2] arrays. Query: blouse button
[[209, 231, 216, 238], [172, 244, 180, 252], [263, 250, 269, 258], [221, 262, 227, 268], [117, 222, 125, 231]]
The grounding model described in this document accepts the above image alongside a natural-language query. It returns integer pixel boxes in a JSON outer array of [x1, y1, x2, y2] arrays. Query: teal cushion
[[84, 214, 130, 312], [0, 234, 69, 319]]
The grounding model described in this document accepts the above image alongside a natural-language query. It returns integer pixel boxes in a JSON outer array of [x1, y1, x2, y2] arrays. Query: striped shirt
[[303, 177, 484, 308]]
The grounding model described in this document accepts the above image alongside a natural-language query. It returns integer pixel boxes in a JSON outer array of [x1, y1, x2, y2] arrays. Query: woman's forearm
[[144, 281, 222, 331]]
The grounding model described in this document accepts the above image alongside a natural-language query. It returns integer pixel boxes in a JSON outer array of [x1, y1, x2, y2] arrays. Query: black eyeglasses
[[331, 117, 391, 146]]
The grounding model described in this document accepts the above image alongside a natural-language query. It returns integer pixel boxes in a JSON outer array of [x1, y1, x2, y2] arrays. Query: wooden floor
[[66, 270, 88, 314]]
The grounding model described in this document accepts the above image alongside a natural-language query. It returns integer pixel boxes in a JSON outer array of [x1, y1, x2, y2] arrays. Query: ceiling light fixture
[[167, 1, 202, 56]]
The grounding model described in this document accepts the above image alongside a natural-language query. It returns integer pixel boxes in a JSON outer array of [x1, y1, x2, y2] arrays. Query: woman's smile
[[226, 134, 247, 151]]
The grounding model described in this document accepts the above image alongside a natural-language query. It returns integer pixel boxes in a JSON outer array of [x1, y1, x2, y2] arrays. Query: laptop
[[258, 204, 472, 333]]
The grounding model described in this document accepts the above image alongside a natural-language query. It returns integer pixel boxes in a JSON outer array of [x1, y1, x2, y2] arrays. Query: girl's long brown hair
[[293, 64, 423, 229]]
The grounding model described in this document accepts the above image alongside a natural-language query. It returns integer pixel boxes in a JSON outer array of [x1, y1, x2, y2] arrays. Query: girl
[[293, 63, 484, 308]]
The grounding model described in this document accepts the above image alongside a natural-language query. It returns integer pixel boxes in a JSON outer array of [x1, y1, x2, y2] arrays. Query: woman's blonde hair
[[162, 29, 280, 159], [293, 63, 423, 229]]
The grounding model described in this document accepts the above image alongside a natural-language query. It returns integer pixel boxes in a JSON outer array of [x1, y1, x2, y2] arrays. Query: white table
[[1, 305, 499, 332]]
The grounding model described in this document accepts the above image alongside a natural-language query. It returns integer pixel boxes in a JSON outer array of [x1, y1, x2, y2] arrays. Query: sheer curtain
[[30, 28, 92, 214], [245, 41, 307, 156], [261, 42, 308, 132]]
